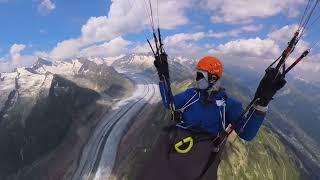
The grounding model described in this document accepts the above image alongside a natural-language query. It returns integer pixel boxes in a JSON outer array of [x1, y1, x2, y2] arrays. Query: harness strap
[[195, 135, 225, 180], [216, 99, 226, 130], [196, 151, 219, 180], [179, 91, 200, 112]]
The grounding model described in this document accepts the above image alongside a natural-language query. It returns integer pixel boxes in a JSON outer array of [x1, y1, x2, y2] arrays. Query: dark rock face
[[0, 75, 99, 179], [31, 58, 53, 70], [0, 89, 18, 122], [76, 59, 129, 97]]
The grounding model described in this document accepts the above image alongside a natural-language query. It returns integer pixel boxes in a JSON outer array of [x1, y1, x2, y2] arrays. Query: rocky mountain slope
[[0, 58, 133, 179]]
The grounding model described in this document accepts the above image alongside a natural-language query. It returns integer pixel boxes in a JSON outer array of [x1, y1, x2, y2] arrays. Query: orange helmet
[[196, 56, 223, 78]]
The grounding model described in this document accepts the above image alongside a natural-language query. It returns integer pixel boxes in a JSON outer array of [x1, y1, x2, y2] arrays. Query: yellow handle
[[174, 137, 194, 154]]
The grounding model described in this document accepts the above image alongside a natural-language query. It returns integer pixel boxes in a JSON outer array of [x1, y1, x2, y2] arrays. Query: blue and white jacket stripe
[[159, 79, 266, 141]]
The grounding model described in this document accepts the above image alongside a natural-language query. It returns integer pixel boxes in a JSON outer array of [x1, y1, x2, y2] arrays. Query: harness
[[168, 89, 227, 179]]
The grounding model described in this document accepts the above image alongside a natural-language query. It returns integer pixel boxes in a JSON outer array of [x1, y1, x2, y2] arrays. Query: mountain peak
[[32, 57, 53, 70]]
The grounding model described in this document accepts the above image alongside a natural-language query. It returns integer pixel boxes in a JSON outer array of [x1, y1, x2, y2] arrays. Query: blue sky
[[0, 0, 320, 73], [0, 0, 110, 54]]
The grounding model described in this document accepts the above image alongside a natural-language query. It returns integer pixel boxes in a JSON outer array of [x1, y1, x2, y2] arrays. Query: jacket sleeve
[[226, 98, 266, 141], [159, 79, 192, 110]]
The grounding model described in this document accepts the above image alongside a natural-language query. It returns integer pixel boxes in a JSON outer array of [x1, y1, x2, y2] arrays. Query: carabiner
[[174, 137, 194, 154]]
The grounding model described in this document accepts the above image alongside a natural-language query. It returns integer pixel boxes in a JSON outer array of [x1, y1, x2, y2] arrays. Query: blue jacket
[[159, 79, 266, 141]]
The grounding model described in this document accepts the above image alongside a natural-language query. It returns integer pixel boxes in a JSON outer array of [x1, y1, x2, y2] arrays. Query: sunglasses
[[196, 71, 218, 82]]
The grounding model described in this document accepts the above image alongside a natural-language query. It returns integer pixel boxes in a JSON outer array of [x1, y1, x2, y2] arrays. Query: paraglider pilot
[[138, 53, 286, 180]]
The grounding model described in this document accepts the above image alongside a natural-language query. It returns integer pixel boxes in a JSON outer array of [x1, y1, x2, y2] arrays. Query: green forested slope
[[218, 126, 300, 180]]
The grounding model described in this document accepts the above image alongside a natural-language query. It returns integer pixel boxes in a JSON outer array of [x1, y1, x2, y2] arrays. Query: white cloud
[[207, 24, 313, 61], [50, 0, 191, 60], [38, 0, 56, 14], [133, 25, 266, 57], [133, 42, 153, 54], [201, 0, 305, 24], [267, 24, 299, 43], [10, 44, 26, 56], [208, 29, 241, 38], [163, 27, 258, 46], [133, 32, 206, 57], [153, 26, 265, 56], [266, 24, 310, 56], [207, 25, 263, 38], [0, 44, 37, 71], [161, 32, 207, 57], [164, 32, 206, 46], [241, 24, 264, 32], [10, 44, 28, 64], [50, 38, 82, 59], [80, 37, 131, 57], [210, 38, 281, 59], [206, 24, 320, 81]]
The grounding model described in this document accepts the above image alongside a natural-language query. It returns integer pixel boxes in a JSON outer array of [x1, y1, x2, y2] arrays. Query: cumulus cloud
[[148, 25, 264, 56], [206, 24, 320, 80], [164, 32, 206, 46], [162, 32, 209, 57], [241, 24, 264, 32], [50, 0, 191, 60], [163, 26, 263, 46], [267, 24, 299, 43], [50, 38, 82, 59], [11, 44, 36, 66], [133, 42, 153, 54], [133, 32, 207, 57], [10, 44, 27, 64], [80, 0, 191, 43], [38, 0, 56, 14], [80, 37, 131, 57], [10, 44, 26, 56], [0, 44, 37, 72], [201, 0, 305, 24], [266, 24, 310, 56], [210, 38, 281, 59], [207, 24, 315, 60]]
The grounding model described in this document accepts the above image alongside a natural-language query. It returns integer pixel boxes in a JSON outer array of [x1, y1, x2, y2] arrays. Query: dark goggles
[[196, 71, 218, 82]]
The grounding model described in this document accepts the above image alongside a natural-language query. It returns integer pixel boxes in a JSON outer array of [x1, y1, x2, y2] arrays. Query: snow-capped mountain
[[0, 57, 133, 179], [0, 56, 134, 127], [0, 68, 54, 124], [110, 53, 196, 70], [110, 53, 197, 82]]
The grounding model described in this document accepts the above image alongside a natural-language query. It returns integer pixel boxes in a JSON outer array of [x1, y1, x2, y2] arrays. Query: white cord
[[179, 91, 200, 112], [241, 108, 256, 132], [218, 100, 226, 130]]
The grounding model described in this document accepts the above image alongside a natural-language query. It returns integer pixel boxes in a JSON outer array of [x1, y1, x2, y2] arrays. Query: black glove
[[254, 68, 287, 106], [154, 53, 169, 80]]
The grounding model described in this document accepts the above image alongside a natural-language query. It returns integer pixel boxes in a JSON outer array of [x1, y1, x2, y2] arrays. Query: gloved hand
[[154, 53, 169, 80], [254, 68, 287, 106]]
